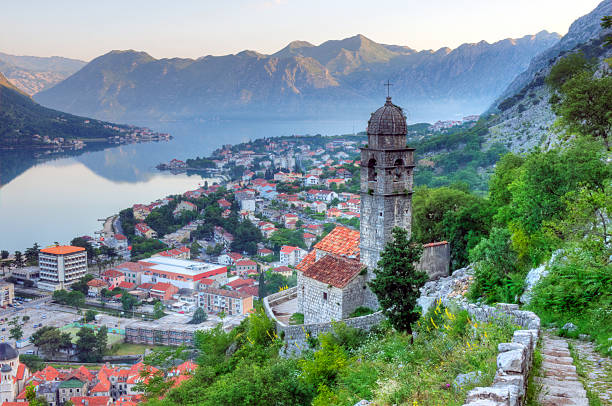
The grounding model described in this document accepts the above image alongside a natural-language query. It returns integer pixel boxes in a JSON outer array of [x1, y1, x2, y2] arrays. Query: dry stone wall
[[264, 287, 384, 357], [418, 266, 541, 406]]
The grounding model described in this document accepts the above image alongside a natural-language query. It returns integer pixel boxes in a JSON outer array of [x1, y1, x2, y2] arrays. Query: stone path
[[568, 337, 612, 405], [537, 335, 589, 406]]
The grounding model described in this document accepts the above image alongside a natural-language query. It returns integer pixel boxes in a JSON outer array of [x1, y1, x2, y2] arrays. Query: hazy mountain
[[0, 71, 130, 147], [35, 32, 560, 123], [484, 0, 612, 153], [0, 52, 86, 95]]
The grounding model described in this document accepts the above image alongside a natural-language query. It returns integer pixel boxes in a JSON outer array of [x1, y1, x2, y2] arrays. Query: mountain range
[[33, 32, 560, 123], [0, 52, 86, 95]]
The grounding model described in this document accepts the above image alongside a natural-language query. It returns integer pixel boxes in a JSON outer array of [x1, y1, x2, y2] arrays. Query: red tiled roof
[[201, 266, 227, 278], [273, 266, 292, 273], [151, 282, 178, 293], [423, 241, 448, 248], [237, 285, 259, 297], [137, 283, 155, 290], [70, 396, 110, 406], [301, 254, 364, 288], [119, 281, 136, 290], [303, 233, 315, 239], [235, 259, 257, 267], [102, 269, 123, 278], [296, 251, 316, 272], [227, 278, 255, 289], [313, 226, 359, 257], [280, 245, 300, 254], [115, 234, 127, 240], [87, 279, 108, 288], [199, 278, 214, 286]]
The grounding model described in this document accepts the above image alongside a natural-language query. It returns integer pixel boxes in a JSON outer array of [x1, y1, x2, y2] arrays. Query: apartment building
[[198, 287, 253, 316], [0, 282, 14, 307], [38, 246, 88, 291]]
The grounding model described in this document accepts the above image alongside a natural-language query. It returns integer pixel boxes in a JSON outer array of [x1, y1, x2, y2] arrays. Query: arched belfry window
[[393, 159, 404, 181], [367, 158, 377, 181]]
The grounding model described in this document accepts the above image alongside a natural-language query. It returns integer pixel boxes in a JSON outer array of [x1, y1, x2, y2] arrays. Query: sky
[[0, 0, 604, 61]]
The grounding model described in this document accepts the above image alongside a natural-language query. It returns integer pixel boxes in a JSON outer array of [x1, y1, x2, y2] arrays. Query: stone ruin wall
[[265, 266, 541, 405]]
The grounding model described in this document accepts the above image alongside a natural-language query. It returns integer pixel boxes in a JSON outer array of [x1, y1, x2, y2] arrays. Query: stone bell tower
[[360, 96, 415, 308]]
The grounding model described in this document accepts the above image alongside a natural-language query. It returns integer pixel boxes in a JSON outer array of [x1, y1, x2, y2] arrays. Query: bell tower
[[360, 96, 415, 308]]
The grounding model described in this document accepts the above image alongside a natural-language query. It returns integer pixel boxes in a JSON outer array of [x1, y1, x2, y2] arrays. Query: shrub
[[349, 306, 375, 318]]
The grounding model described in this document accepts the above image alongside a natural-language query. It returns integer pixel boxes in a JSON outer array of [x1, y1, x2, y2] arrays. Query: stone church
[[296, 96, 449, 324]]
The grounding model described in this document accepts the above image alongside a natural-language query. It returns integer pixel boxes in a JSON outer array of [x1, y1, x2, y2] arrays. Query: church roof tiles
[[301, 254, 364, 289]]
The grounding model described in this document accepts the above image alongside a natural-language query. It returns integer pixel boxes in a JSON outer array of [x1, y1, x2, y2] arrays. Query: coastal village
[[0, 100, 455, 405]]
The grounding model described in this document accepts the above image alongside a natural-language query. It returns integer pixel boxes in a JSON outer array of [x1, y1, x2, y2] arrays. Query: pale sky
[[0, 0, 604, 61]]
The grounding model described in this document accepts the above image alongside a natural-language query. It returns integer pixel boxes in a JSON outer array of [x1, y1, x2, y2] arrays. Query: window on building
[[323, 292, 327, 301]]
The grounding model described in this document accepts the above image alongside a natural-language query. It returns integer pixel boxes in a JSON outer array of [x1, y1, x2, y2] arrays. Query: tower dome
[[0, 343, 18, 361], [367, 97, 407, 135]]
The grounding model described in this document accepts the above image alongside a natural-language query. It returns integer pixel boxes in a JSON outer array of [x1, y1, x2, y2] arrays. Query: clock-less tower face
[[359, 97, 414, 308]]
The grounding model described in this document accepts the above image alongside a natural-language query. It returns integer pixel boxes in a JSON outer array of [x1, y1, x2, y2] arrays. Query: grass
[[45, 363, 103, 370], [289, 312, 304, 325], [109, 343, 169, 356], [524, 346, 543, 405], [308, 302, 519, 405], [60, 326, 123, 346]]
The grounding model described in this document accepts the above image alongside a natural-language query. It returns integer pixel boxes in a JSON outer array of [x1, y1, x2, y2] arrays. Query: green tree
[[190, 307, 208, 324], [31, 326, 72, 358], [19, 354, 44, 372], [554, 71, 612, 149], [0, 250, 8, 259], [25, 384, 49, 406], [70, 237, 95, 261], [134, 346, 189, 400], [468, 227, 521, 304], [121, 293, 138, 311], [76, 327, 98, 362], [153, 301, 165, 319], [70, 274, 94, 295], [191, 242, 202, 258], [369, 227, 427, 334], [67, 290, 85, 309], [258, 270, 266, 299], [24, 243, 40, 266], [14, 251, 24, 268], [545, 52, 590, 91], [9, 317, 23, 342], [84, 310, 97, 322]]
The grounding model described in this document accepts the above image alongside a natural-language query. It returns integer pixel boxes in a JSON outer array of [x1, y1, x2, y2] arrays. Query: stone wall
[[417, 241, 451, 280], [264, 287, 385, 357], [418, 266, 541, 406]]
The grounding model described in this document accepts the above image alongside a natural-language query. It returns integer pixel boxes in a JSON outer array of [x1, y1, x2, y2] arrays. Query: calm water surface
[[0, 119, 361, 252]]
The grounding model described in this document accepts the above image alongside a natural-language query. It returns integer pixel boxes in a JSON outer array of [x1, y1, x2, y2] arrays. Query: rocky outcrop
[[520, 250, 562, 305]]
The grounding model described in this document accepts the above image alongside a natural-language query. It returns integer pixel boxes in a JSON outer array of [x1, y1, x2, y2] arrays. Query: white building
[[38, 245, 88, 291], [138, 256, 227, 290], [279, 245, 307, 267]]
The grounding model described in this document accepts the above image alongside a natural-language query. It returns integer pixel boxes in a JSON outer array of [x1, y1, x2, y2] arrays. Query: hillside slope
[[34, 33, 559, 122], [484, 0, 612, 153], [0, 52, 86, 95], [0, 71, 130, 147]]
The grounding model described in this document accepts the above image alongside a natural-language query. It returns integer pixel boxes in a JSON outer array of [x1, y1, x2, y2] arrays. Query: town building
[[198, 287, 253, 316], [234, 260, 257, 276], [279, 246, 306, 267], [124, 316, 203, 346], [0, 343, 30, 403], [0, 282, 14, 307], [38, 246, 88, 291], [152, 246, 191, 260], [150, 282, 180, 302], [134, 223, 157, 239], [101, 269, 124, 290], [86, 279, 108, 297], [173, 201, 197, 218], [138, 257, 227, 290]]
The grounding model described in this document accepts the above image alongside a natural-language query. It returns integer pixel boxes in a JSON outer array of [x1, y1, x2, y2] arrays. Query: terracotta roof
[[273, 266, 292, 273], [280, 245, 300, 254], [118, 281, 136, 290], [40, 245, 85, 255], [303, 233, 315, 239], [70, 396, 111, 406], [102, 269, 123, 278], [313, 226, 359, 258], [227, 278, 255, 289], [200, 287, 252, 299], [301, 254, 364, 288], [423, 241, 448, 248], [87, 279, 108, 288], [151, 282, 178, 293], [235, 259, 257, 267], [137, 283, 155, 290], [296, 251, 316, 272], [237, 285, 259, 297]]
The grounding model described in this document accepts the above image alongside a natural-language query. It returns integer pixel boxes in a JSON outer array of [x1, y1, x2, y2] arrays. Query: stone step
[[541, 361, 576, 373], [539, 394, 589, 406], [540, 384, 587, 399], [542, 349, 572, 358], [541, 355, 574, 365], [537, 377, 584, 389]]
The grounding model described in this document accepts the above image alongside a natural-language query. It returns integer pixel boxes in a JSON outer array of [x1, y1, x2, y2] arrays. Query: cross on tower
[[384, 80, 392, 97]]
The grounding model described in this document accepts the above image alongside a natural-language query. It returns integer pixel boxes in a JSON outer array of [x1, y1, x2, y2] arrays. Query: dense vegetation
[[142, 304, 515, 406]]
